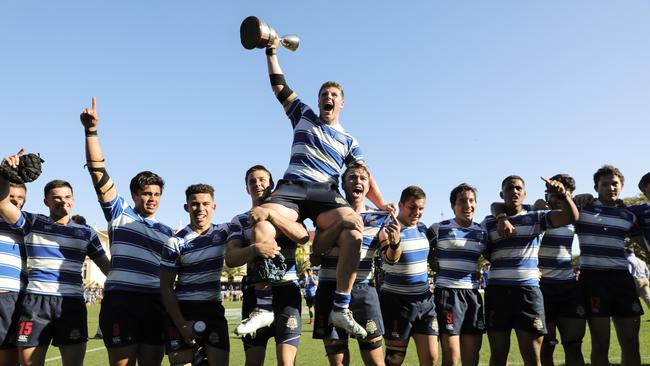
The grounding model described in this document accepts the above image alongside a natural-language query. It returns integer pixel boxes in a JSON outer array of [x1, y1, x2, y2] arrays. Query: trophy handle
[[280, 34, 300, 51]]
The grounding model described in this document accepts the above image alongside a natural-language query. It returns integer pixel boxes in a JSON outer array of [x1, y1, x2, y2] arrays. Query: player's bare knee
[[385, 348, 406, 366]]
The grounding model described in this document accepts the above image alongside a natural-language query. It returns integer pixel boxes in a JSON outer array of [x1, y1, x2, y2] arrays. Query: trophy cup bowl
[[240, 16, 299, 51]]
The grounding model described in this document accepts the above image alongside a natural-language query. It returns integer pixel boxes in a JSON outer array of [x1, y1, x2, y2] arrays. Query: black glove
[[0, 153, 44, 184], [249, 252, 287, 284]]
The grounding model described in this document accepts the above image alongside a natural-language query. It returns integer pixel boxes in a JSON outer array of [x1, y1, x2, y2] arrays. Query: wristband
[[85, 130, 98, 137], [266, 47, 276, 56]]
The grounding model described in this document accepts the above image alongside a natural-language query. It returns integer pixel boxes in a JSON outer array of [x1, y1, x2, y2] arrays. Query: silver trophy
[[240, 16, 299, 52]]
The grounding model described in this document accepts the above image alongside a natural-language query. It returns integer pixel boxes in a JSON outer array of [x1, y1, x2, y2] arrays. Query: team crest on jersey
[[69, 328, 81, 341], [575, 305, 585, 316], [365, 320, 378, 334], [208, 332, 220, 344], [286, 315, 298, 330], [632, 303, 642, 313], [532, 317, 544, 331]]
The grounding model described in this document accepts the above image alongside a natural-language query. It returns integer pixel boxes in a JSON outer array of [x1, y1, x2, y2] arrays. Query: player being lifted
[[248, 36, 392, 337]]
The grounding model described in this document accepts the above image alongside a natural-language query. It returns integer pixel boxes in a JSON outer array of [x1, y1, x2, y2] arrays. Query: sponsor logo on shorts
[[17, 335, 28, 343], [477, 320, 485, 330], [431, 319, 439, 332], [365, 320, 378, 334], [532, 317, 544, 331], [112, 337, 121, 345], [575, 305, 585, 316], [168, 340, 181, 351], [69, 328, 81, 341], [590, 297, 601, 314], [632, 302, 642, 313], [286, 315, 298, 330], [208, 332, 220, 344]]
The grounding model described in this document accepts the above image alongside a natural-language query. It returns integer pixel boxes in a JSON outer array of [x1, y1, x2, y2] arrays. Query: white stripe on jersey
[[538, 226, 576, 282], [16, 212, 104, 297], [102, 196, 172, 293], [576, 200, 638, 271], [161, 224, 228, 301], [430, 219, 487, 289], [319, 210, 389, 283], [381, 222, 430, 295]]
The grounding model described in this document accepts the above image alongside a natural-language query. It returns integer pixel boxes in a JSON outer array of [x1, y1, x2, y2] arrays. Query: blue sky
[[1, 1, 648, 229]]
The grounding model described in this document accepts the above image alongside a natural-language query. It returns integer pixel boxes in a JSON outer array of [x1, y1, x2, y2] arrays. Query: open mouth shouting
[[323, 101, 334, 112]]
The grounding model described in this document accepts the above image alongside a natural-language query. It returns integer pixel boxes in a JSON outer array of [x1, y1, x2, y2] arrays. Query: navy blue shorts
[[16, 294, 88, 347], [241, 282, 302, 348], [540, 280, 586, 321], [434, 288, 485, 335], [305, 295, 316, 308], [313, 281, 384, 341], [380, 290, 437, 341], [164, 301, 229, 353], [265, 180, 350, 222], [484, 285, 547, 335], [579, 270, 644, 317], [99, 291, 165, 347], [0, 292, 22, 349]]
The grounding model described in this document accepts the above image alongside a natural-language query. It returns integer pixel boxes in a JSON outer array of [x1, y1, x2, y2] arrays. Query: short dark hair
[[244, 165, 274, 190], [549, 174, 576, 193], [501, 175, 525, 190], [9, 182, 26, 192], [341, 162, 369, 185], [44, 180, 73, 197], [318, 81, 344, 99], [129, 171, 164, 195], [185, 184, 215, 200], [593, 165, 624, 187], [639, 172, 650, 191], [400, 185, 426, 203], [449, 183, 477, 206]]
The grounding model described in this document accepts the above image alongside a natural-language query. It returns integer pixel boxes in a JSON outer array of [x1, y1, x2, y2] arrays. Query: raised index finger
[[16, 148, 25, 157], [91, 96, 97, 111]]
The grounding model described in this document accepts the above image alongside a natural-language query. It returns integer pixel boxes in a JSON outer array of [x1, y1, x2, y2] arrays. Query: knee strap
[[324, 342, 349, 356], [359, 337, 383, 350]]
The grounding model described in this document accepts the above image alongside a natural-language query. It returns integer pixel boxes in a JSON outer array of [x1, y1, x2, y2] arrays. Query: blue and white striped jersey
[[576, 200, 640, 271], [101, 196, 173, 294], [319, 210, 390, 284], [161, 223, 234, 302], [13, 212, 105, 297], [229, 211, 298, 283], [538, 225, 576, 283], [483, 210, 549, 287], [381, 222, 431, 295], [283, 99, 364, 186], [628, 203, 650, 252], [0, 218, 26, 292], [429, 219, 486, 289]]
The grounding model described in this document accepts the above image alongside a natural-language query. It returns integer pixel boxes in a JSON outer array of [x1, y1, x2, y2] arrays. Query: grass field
[[42, 300, 650, 365]]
